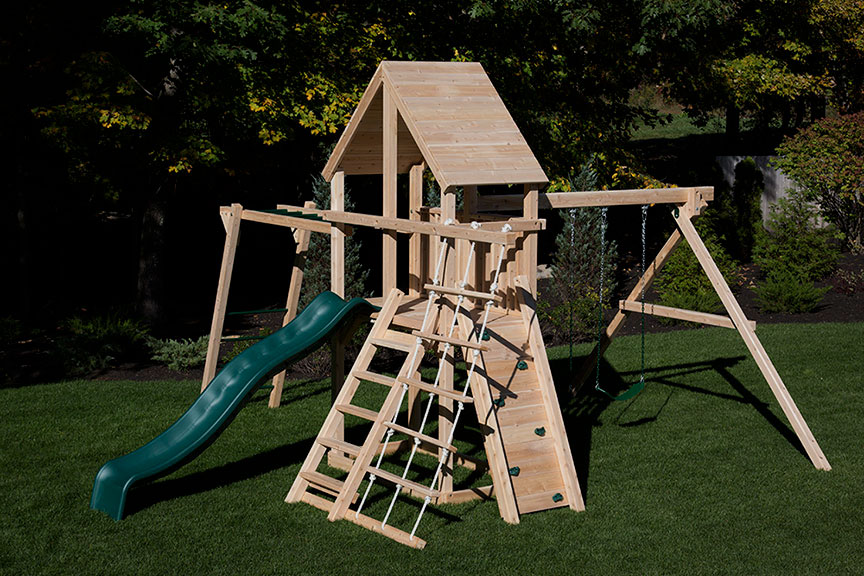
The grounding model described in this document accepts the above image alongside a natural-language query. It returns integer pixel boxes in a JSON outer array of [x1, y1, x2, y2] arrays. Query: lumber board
[[477, 187, 714, 211], [619, 299, 756, 330]]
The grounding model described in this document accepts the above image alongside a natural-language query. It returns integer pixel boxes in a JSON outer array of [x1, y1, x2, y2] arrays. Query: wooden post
[[408, 163, 425, 296], [438, 187, 457, 497], [522, 184, 539, 296], [201, 203, 242, 392], [674, 210, 831, 471], [269, 200, 316, 408], [331, 172, 345, 298], [382, 87, 398, 296], [330, 172, 346, 440]]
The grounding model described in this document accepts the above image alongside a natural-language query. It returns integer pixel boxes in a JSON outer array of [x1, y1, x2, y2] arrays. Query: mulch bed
[[3, 254, 863, 386]]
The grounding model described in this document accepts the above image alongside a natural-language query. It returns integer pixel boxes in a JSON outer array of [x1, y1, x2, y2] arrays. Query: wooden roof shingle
[[322, 61, 548, 190]]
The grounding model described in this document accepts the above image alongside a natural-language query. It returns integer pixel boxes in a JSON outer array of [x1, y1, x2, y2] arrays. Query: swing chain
[[640, 204, 647, 384], [594, 207, 608, 391]]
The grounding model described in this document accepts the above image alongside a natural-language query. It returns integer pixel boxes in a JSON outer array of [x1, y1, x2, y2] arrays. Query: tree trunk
[[136, 179, 171, 325]]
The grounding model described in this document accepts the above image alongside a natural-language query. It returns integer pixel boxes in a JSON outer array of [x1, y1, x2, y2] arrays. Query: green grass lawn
[[2, 322, 863, 575]]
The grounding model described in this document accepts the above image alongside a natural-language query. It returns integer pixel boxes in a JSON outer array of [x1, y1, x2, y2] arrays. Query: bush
[[754, 268, 829, 313], [147, 335, 208, 370], [544, 163, 618, 343], [713, 157, 764, 262], [774, 112, 864, 252], [221, 328, 273, 364], [654, 217, 740, 317], [753, 192, 839, 281], [58, 313, 149, 375]]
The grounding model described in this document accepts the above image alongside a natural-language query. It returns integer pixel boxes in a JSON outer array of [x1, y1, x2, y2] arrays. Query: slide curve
[[90, 291, 375, 521]]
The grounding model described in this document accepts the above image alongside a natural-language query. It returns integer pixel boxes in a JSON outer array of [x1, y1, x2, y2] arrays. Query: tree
[[774, 111, 864, 251]]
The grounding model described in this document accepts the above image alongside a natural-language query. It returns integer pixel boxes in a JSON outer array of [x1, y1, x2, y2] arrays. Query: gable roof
[[322, 61, 548, 191]]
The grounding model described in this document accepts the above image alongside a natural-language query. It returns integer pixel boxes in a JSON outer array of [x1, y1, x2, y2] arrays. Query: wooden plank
[[516, 490, 570, 514], [353, 370, 397, 387], [423, 283, 502, 302], [317, 437, 361, 458], [335, 403, 379, 422], [437, 189, 457, 498], [674, 212, 831, 471], [397, 376, 474, 404], [383, 86, 398, 296], [269, 200, 316, 408], [515, 275, 585, 511], [477, 187, 714, 212], [411, 330, 489, 351], [619, 300, 756, 330], [523, 185, 539, 295], [408, 163, 425, 296], [239, 209, 333, 234], [455, 309, 521, 524], [341, 506, 427, 550], [384, 421, 457, 454], [300, 470, 346, 499], [202, 203, 242, 391], [330, 172, 345, 298]]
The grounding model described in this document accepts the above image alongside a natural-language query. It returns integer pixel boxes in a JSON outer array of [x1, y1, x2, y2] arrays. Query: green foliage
[[58, 313, 149, 375], [774, 112, 864, 251], [834, 268, 864, 295], [146, 335, 208, 370], [654, 218, 740, 317], [221, 329, 273, 365], [546, 164, 618, 343], [754, 268, 829, 313], [751, 191, 839, 313], [753, 192, 839, 281], [0, 317, 23, 346], [299, 176, 369, 309]]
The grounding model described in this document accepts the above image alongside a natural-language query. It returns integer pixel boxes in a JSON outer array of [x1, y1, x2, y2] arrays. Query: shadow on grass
[[552, 353, 807, 503]]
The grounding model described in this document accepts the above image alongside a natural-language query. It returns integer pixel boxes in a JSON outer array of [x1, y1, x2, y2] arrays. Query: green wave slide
[[90, 291, 375, 521]]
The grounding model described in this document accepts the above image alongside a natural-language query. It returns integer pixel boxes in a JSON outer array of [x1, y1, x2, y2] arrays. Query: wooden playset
[[202, 61, 830, 549]]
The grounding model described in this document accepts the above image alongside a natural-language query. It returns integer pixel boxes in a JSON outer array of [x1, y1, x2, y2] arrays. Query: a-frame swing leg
[[572, 227, 683, 391], [268, 200, 316, 408], [202, 203, 243, 392], [673, 210, 831, 471]]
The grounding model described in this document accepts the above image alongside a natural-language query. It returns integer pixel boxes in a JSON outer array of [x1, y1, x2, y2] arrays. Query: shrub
[[0, 317, 23, 346], [654, 218, 740, 317], [545, 163, 618, 343], [58, 313, 149, 375], [147, 335, 208, 370], [221, 328, 273, 364], [834, 268, 864, 295], [714, 157, 764, 262], [774, 112, 864, 252], [753, 192, 839, 281], [754, 268, 829, 313]]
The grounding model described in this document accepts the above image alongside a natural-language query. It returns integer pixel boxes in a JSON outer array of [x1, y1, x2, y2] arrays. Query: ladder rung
[[317, 437, 361, 458], [411, 330, 488, 351], [424, 283, 501, 302], [369, 335, 415, 353], [397, 376, 473, 404], [299, 471, 345, 498], [384, 420, 458, 453], [368, 466, 440, 499], [335, 403, 379, 422], [353, 370, 397, 387]]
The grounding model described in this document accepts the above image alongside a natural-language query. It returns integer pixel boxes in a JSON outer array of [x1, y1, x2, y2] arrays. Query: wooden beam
[[619, 300, 756, 331], [674, 210, 831, 471], [383, 86, 398, 296], [240, 209, 333, 235], [331, 173, 345, 298], [202, 203, 242, 391], [438, 187, 457, 498], [522, 184, 539, 295], [269, 200, 316, 408], [408, 163, 425, 296], [477, 187, 714, 212]]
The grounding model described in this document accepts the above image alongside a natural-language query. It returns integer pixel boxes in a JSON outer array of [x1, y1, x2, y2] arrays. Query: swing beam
[[480, 186, 831, 472]]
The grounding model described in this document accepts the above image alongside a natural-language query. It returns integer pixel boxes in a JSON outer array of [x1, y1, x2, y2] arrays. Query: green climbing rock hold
[[517, 360, 528, 370], [552, 492, 564, 503], [534, 427, 546, 437], [509, 466, 520, 477], [492, 397, 505, 407], [481, 331, 491, 341]]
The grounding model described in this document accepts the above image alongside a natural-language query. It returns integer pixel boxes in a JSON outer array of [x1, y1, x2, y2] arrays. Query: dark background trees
[[4, 0, 862, 331]]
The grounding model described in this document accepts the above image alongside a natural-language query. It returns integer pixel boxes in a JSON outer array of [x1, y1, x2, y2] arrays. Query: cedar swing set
[[202, 61, 830, 549]]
